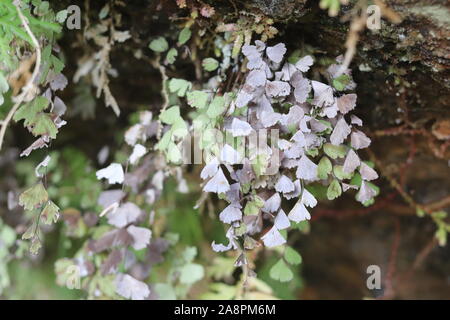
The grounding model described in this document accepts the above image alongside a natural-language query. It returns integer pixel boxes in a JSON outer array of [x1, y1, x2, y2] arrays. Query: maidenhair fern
[[143, 40, 378, 282], [1, 0, 446, 301]]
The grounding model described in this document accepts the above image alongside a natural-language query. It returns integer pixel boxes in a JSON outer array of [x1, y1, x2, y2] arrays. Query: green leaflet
[[234, 224, 247, 237], [21, 223, 36, 240], [13, 96, 50, 126], [232, 104, 247, 117], [287, 49, 301, 64], [431, 211, 447, 220], [18, 183, 49, 211], [206, 95, 225, 118], [178, 27, 191, 45], [182, 246, 198, 263], [187, 90, 209, 109], [201, 283, 236, 300], [435, 227, 447, 247], [158, 104, 187, 163], [416, 207, 426, 218], [154, 283, 177, 300], [39, 47, 65, 84], [317, 156, 332, 179], [240, 183, 251, 194], [171, 119, 188, 138], [244, 235, 258, 250], [332, 74, 351, 91], [252, 153, 269, 177], [253, 195, 265, 207], [202, 58, 219, 72], [54, 259, 73, 287], [269, 259, 293, 282], [55, 10, 68, 23], [350, 172, 362, 187], [12, 96, 58, 138], [149, 37, 169, 52], [244, 195, 264, 215], [31, 113, 58, 138], [29, 238, 42, 255], [284, 247, 302, 266], [306, 148, 319, 157], [333, 165, 353, 180], [156, 130, 173, 151], [327, 179, 342, 200], [431, 211, 449, 246], [200, 126, 217, 150], [166, 48, 178, 64], [41, 200, 60, 225], [193, 113, 211, 131], [167, 141, 182, 163], [0, 222, 16, 247], [35, 1, 50, 15], [51, 55, 64, 74], [323, 143, 347, 159], [179, 263, 204, 284], [159, 106, 181, 125], [168, 78, 191, 97], [244, 202, 259, 216]]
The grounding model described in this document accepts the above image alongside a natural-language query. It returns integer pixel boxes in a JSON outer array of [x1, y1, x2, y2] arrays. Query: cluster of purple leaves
[[199, 41, 377, 265], [69, 111, 181, 300]]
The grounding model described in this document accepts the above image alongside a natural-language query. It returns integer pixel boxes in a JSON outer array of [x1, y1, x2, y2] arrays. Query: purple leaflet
[[295, 55, 313, 72], [274, 209, 290, 230], [296, 155, 318, 181], [200, 157, 220, 179], [262, 192, 282, 213], [337, 94, 357, 114], [301, 188, 317, 208], [288, 201, 310, 222], [219, 204, 243, 224], [261, 226, 286, 247], [330, 117, 351, 145], [356, 181, 377, 203], [312, 81, 334, 107], [351, 130, 371, 149], [343, 149, 360, 174], [359, 162, 378, 181], [275, 175, 295, 193], [228, 118, 253, 137], [203, 167, 230, 193], [246, 69, 267, 87], [266, 43, 287, 64], [265, 80, 291, 97], [127, 225, 151, 250]]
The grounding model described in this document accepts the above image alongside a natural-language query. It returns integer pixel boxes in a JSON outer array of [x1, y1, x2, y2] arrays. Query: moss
[[251, 0, 308, 19], [409, 5, 450, 29]]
